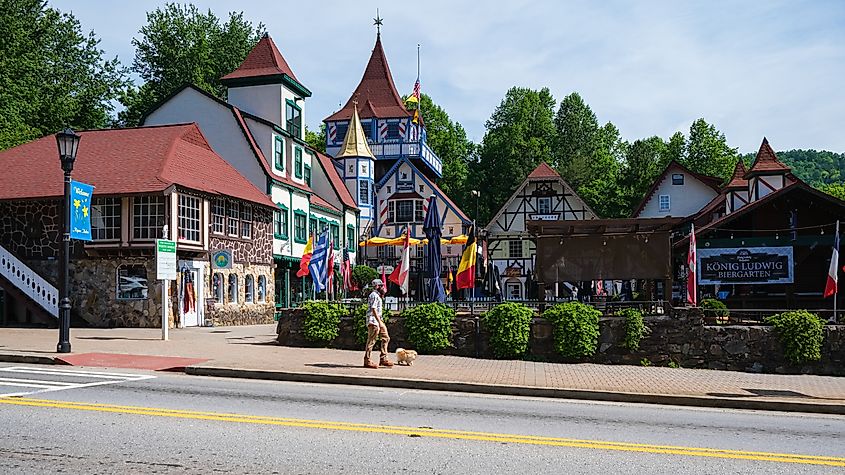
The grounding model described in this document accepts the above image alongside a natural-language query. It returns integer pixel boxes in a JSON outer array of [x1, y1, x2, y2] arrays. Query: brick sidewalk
[[1, 325, 844, 407]]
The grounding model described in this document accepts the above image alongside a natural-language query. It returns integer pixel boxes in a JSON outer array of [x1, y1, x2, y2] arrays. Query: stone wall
[[276, 308, 845, 375], [206, 263, 275, 327], [209, 207, 273, 265]]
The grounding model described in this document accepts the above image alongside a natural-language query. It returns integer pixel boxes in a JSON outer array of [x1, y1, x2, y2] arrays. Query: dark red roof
[[725, 160, 748, 189], [527, 162, 561, 180], [0, 124, 274, 207], [631, 161, 722, 217], [324, 34, 410, 122], [314, 151, 358, 210], [747, 137, 791, 175], [220, 34, 299, 83], [310, 194, 340, 214]]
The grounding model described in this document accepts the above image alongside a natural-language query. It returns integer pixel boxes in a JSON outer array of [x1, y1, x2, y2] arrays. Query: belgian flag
[[456, 226, 477, 289]]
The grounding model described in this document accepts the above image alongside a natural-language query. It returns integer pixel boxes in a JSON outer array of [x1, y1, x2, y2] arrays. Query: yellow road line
[[1, 397, 843, 467]]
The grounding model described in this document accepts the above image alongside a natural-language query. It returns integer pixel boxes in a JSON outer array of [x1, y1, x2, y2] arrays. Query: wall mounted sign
[[211, 249, 233, 269], [529, 213, 560, 221], [697, 247, 793, 285], [69, 180, 94, 241]]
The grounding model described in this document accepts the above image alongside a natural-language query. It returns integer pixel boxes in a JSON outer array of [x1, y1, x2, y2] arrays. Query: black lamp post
[[56, 128, 80, 353]]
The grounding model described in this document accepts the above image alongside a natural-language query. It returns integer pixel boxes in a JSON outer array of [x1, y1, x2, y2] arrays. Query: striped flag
[[296, 235, 313, 277], [456, 226, 477, 289], [413, 77, 421, 102], [824, 221, 840, 298], [308, 231, 331, 293], [687, 224, 697, 306], [341, 248, 356, 291], [389, 227, 410, 294], [327, 243, 335, 297], [446, 264, 453, 296]]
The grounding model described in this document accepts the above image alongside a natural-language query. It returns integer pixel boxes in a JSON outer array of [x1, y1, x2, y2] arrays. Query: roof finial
[[373, 9, 383, 35]]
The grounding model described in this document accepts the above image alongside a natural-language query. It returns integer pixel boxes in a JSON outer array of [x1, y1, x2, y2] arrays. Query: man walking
[[364, 279, 393, 369]]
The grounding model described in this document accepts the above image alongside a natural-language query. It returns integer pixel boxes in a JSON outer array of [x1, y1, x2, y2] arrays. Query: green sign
[[156, 239, 177, 280]]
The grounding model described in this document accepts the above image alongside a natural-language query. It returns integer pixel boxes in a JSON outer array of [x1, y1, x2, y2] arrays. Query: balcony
[[327, 139, 442, 178]]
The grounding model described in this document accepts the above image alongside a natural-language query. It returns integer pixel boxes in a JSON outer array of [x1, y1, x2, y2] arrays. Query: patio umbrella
[[422, 195, 446, 303]]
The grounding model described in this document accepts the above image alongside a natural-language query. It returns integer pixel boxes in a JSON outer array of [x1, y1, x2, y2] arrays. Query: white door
[[178, 262, 204, 327]]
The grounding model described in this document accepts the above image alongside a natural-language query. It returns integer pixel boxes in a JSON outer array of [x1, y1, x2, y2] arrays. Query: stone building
[[0, 124, 277, 328]]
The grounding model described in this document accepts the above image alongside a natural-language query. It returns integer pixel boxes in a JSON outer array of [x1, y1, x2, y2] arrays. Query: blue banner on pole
[[69, 180, 94, 241]]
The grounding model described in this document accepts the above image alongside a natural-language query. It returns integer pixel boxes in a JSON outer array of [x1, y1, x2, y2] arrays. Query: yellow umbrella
[[448, 235, 468, 245], [358, 237, 393, 247]]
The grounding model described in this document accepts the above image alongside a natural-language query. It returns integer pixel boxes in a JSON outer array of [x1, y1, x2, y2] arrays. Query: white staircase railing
[[0, 244, 58, 318]]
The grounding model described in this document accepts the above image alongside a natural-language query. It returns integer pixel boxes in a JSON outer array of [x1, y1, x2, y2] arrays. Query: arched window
[[212, 273, 223, 303], [257, 276, 266, 302], [245, 275, 254, 303], [228, 274, 238, 304]]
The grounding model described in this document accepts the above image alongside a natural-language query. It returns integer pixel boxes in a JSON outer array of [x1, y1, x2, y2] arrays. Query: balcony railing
[[326, 140, 443, 177], [0, 244, 58, 317]]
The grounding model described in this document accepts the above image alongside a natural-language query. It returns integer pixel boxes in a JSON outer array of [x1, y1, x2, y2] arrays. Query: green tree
[[305, 124, 326, 153], [682, 118, 738, 181], [0, 0, 128, 150], [665, 131, 686, 163], [418, 94, 475, 209], [820, 183, 845, 201], [474, 87, 556, 223], [621, 136, 669, 214], [118, 3, 264, 126]]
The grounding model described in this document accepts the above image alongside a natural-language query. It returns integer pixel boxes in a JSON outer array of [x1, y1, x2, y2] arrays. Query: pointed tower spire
[[725, 159, 748, 189], [336, 103, 375, 159], [748, 137, 790, 175]]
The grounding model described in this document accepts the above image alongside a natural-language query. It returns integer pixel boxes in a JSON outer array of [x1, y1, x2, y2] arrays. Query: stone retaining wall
[[276, 308, 845, 375]]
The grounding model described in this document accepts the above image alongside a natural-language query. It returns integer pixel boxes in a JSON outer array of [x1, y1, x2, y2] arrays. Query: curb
[[184, 365, 845, 415], [0, 353, 59, 365]]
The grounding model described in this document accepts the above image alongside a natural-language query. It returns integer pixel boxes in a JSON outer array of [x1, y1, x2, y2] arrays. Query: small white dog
[[395, 348, 418, 366]]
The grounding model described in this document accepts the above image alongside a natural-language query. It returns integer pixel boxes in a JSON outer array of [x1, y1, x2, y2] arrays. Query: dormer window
[[672, 174, 684, 185], [286, 100, 302, 138]]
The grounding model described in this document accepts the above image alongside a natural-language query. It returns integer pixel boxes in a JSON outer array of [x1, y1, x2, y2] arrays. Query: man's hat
[[371, 278, 384, 288]]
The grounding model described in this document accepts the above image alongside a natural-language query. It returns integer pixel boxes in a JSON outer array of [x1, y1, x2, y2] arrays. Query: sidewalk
[[1, 325, 844, 414]]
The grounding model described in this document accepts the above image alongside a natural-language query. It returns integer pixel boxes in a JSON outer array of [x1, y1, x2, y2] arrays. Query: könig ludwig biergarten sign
[[697, 247, 794, 285]]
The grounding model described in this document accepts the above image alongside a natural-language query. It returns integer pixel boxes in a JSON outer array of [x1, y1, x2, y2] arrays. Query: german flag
[[456, 226, 477, 289]]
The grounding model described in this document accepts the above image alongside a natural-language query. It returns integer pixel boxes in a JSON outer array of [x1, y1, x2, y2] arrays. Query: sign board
[[505, 266, 522, 277], [529, 213, 560, 221], [377, 265, 394, 275], [69, 180, 94, 241], [396, 181, 414, 192], [156, 239, 177, 280], [698, 247, 793, 285], [211, 249, 233, 269]]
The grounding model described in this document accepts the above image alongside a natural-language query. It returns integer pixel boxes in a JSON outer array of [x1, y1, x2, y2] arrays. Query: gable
[[636, 170, 719, 218], [486, 177, 596, 235]]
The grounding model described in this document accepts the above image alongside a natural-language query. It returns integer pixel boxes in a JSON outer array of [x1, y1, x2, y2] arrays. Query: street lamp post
[[56, 128, 80, 353]]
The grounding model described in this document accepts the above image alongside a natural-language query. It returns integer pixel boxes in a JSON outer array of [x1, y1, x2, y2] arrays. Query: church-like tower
[[336, 105, 377, 234]]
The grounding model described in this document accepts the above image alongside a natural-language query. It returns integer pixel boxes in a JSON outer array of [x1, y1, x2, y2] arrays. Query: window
[[274, 136, 284, 171], [274, 205, 288, 239], [362, 120, 372, 139], [257, 276, 266, 302], [388, 201, 395, 223], [361, 163, 368, 175], [359, 180, 370, 205], [538, 197, 551, 214], [241, 205, 252, 239], [228, 274, 238, 304], [245, 275, 254, 303], [117, 265, 148, 300], [386, 121, 400, 140], [318, 218, 328, 233], [330, 223, 340, 245], [309, 216, 318, 237], [672, 174, 684, 185], [294, 211, 307, 243], [396, 200, 414, 223], [212, 273, 223, 303], [294, 148, 303, 178], [286, 100, 302, 138], [507, 281, 521, 300], [419, 184, 425, 193], [659, 194, 670, 212], [91, 197, 121, 241], [228, 202, 240, 236], [212, 199, 225, 234], [414, 200, 424, 222], [335, 122, 348, 144], [304, 165, 311, 187], [132, 196, 165, 240], [347, 225, 355, 251], [509, 240, 523, 258], [178, 194, 201, 243]]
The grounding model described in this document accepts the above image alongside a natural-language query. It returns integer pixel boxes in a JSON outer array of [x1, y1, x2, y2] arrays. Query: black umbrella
[[423, 195, 446, 303]]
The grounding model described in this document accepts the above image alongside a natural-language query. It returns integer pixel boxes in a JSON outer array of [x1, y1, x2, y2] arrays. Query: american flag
[[342, 248, 356, 291], [413, 77, 420, 102]]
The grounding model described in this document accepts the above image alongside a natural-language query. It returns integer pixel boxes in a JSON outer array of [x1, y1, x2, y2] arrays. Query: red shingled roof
[[314, 151, 358, 210], [310, 194, 340, 214], [725, 160, 748, 189], [527, 162, 560, 180], [747, 137, 790, 175], [0, 124, 274, 207], [324, 34, 410, 122], [220, 34, 299, 82]]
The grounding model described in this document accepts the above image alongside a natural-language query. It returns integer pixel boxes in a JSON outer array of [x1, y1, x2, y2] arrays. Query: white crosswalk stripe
[[0, 365, 155, 397]]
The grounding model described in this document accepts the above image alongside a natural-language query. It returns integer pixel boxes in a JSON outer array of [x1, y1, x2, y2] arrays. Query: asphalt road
[[0, 364, 843, 474]]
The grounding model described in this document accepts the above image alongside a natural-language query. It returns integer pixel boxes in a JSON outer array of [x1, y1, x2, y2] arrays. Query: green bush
[[766, 310, 825, 364], [301, 301, 345, 344], [352, 265, 379, 292], [483, 302, 533, 358], [618, 308, 644, 351], [543, 302, 601, 358], [352, 304, 392, 345], [701, 298, 729, 323], [402, 303, 455, 353]]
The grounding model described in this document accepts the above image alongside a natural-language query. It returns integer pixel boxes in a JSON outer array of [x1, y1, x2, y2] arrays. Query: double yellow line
[[2, 396, 844, 467]]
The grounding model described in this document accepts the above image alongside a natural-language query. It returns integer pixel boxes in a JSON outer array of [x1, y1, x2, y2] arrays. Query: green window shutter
[[293, 211, 307, 243], [304, 165, 311, 187], [274, 136, 284, 171], [295, 148, 303, 178], [347, 224, 355, 251]]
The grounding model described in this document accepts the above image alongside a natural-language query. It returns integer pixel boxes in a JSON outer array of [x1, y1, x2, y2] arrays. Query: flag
[[595, 280, 604, 296], [412, 108, 419, 125], [341, 248, 355, 291], [446, 265, 453, 296], [824, 221, 840, 298], [456, 226, 477, 289], [327, 242, 335, 298], [296, 236, 313, 277], [413, 77, 421, 102], [687, 224, 697, 306], [389, 227, 411, 294], [308, 231, 331, 293]]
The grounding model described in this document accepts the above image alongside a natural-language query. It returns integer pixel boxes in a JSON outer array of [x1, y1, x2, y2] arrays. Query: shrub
[[766, 310, 825, 364], [301, 301, 345, 345], [402, 303, 455, 353], [352, 304, 392, 345], [701, 298, 729, 323], [483, 302, 533, 358], [352, 265, 379, 292], [543, 302, 600, 358], [618, 308, 644, 351]]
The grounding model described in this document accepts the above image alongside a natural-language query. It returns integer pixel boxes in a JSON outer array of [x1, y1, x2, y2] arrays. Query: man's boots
[[379, 357, 394, 368], [364, 358, 378, 369]]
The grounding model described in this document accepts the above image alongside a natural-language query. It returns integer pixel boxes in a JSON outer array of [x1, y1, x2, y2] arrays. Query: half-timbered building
[[485, 162, 596, 300]]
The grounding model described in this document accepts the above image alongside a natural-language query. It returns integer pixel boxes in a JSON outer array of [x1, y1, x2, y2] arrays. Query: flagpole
[[835, 220, 840, 323]]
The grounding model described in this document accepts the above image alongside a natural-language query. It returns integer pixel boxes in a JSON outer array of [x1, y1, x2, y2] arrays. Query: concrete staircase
[[0, 244, 58, 326]]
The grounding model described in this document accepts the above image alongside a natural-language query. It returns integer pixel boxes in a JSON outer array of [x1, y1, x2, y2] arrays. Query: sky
[[55, 0, 845, 153]]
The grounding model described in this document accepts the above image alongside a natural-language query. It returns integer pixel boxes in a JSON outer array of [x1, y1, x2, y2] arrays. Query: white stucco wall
[[228, 84, 283, 126], [638, 170, 718, 218]]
